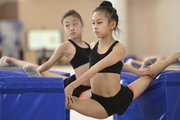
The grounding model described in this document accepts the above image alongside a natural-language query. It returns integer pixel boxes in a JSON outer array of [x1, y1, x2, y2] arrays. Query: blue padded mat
[[114, 70, 180, 120], [0, 67, 70, 120], [0, 77, 65, 120]]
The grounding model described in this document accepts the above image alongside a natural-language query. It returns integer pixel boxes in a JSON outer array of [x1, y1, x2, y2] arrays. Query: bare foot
[[125, 58, 134, 66], [0, 56, 9, 67], [166, 50, 180, 64]]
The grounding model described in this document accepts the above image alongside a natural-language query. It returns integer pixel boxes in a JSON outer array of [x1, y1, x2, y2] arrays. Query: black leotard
[[69, 39, 91, 69], [89, 41, 123, 74]]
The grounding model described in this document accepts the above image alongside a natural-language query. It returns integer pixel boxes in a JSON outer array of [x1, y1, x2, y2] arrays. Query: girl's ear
[[81, 21, 84, 28], [110, 20, 116, 30]]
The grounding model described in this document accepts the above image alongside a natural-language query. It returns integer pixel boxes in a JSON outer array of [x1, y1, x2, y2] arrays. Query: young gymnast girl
[[0, 10, 91, 98], [64, 1, 180, 119], [0, 9, 155, 98]]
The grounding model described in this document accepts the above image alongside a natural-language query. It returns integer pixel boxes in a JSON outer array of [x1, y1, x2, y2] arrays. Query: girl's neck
[[99, 35, 115, 46], [69, 36, 83, 43]]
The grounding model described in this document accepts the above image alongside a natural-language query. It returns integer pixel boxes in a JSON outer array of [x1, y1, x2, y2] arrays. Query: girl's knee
[[65, 96, 77, 109], [65, 99, 71, 109]]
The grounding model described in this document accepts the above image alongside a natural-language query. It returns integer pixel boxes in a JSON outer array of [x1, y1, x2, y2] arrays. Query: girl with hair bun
[[0, 8, 156, 99], [65, 1, 180, 119]]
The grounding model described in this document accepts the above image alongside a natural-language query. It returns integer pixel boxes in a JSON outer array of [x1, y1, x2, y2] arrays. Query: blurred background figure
[[38, 48, 49, 65], [0, 21, 22, 59]]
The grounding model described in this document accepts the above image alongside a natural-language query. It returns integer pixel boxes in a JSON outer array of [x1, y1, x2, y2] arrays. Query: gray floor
[[51, 65, 113, 120]]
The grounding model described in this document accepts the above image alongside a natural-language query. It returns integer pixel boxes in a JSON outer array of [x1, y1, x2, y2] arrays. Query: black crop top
[[89, 41, 123, 74], [69, 39, 91, 69]]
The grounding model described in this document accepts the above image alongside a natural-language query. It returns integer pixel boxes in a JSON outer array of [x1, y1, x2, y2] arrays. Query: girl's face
[[63, 16, 83, 40], [92, 11, 113, 38]]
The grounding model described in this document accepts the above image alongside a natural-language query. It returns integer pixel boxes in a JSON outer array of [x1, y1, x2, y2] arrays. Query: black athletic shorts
[[90, 85, 133, 116], [64, 74, 91, 97]]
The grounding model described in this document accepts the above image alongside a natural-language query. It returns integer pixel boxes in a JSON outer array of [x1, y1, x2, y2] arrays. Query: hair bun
[[100, 1, 113, 7]]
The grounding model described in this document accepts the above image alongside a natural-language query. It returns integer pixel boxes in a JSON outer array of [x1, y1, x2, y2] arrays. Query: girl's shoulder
[[56, 41, 73, 51], [113, 40, 125, 48], [113, 41, 126, 53], [90, 40, 99, 49]]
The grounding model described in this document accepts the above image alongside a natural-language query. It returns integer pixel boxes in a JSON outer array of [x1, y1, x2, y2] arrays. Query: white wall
[[110, 0, 180, 59], [128, 0, 180, 59]]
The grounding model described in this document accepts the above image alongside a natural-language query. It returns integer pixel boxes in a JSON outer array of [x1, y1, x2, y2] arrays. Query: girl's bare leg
[[0, 56, 67, 79], [23, 63, 68, 79], [0, 56, 38, 67], [67, 96, 109, 119], [41, 70, 68, 79], [128, 51, 180, 99], [125, 58, 143, 67]]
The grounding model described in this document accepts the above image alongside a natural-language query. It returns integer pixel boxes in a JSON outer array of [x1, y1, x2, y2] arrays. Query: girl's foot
[[176, 50, 180, 61], [0, 56, 9, 67], [125, 58, 134, 66], [140, 56, 157, 69], [23, 64, 42, 77], [168, 50, 180, 63]]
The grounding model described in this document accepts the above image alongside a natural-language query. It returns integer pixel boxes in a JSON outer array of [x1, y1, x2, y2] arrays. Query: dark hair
[[93, 1, 120, 34], [61, 10, 83, 25]]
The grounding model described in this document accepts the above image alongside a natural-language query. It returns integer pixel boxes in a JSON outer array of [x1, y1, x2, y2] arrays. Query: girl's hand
[[65, 84, 74, 106], [139, 67, 156, 77]]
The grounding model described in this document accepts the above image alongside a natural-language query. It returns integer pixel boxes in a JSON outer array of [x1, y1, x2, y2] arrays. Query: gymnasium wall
[[111, 0, 180, 60], [18, 0, 103, 63], [1, 0, 180, 63], [126, 0, 180, 59]]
